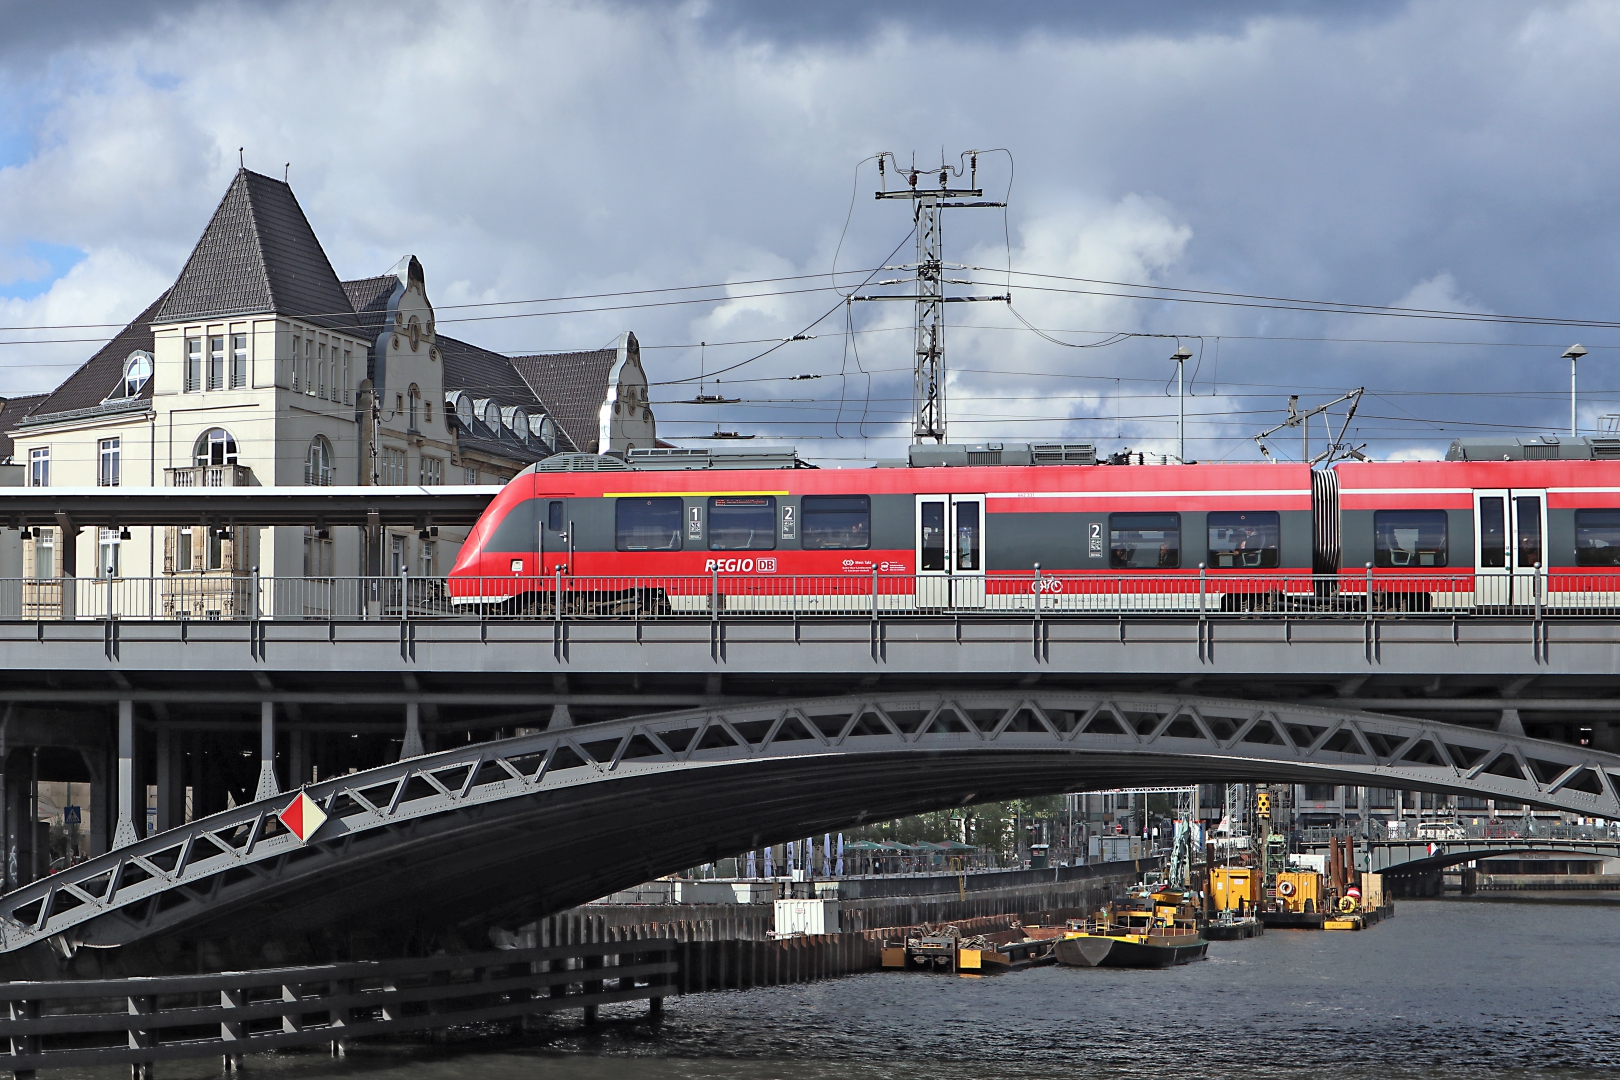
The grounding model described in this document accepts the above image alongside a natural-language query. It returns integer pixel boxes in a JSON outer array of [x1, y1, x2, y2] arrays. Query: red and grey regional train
[[446, 437, 1620, 613]]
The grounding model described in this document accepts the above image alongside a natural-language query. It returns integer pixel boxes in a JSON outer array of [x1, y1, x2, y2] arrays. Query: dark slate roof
[[456, 429, 547, 466], [509, 349, 616, 456], [437, 335, 544, 410], [155, 169, 357, 331], [343, 274, 395, 347], [15, 292, 167, 427], [0, 393, 49, 461]]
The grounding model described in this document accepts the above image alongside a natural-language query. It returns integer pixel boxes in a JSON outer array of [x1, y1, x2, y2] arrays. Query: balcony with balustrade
[[163, 463, 254, 488]]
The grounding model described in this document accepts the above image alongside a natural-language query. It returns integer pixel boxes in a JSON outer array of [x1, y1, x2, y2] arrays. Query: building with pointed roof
[[7, 169, 655, 597]]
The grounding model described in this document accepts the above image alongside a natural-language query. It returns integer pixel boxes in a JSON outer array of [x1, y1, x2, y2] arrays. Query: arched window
[[305, 435, 334, 487], [121, 351, 153, 397], [408, 385, 421, 432], [194, 428, 238, 467]]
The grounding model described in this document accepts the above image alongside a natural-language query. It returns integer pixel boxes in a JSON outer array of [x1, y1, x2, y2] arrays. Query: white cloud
[[0, 0, 1617, 458]]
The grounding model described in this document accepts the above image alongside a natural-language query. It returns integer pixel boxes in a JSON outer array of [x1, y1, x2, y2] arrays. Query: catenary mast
[[858, 152, 1008, 444]]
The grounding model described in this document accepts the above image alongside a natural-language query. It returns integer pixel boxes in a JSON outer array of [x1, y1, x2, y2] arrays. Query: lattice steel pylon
[[865, 152, 1008, 444]]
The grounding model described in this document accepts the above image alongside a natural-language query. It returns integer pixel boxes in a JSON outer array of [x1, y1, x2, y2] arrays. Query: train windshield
[[1109, 513, 1180, 569], [801, 495, 871, 550], [1374, 510, 1447, 567], [1207, 511, 1280, 568], [615, 497, 683, 551], [709, 496, 777, 551], [1575, 508, 1620, 566]]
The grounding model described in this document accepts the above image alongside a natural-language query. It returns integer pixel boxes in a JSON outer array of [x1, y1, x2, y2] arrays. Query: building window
[[174, 525, 227, 572], [408, 385, 420, 432], [122, 351, 153, 397], [194, 427, 238, 467], [419, 539, 436, 577], [33, 529, 54, 578], [98, 528, 121, 579], [303, 527, 333, 576], [381, 447, 407, 486], [290, 336, 300, 391], [342, 350, 352, 405], [305, 435, 334, 486], [419, 456, 442, 486], [389, 533, 407, 576], [231, 333, 247, 388], [463, 465, 478, 485], [29, 447, 49, 487], [317, 341, 327, 400], [97, 438, 121, 487], [186, 337, 202, 392], [207, 334, 225, 390]]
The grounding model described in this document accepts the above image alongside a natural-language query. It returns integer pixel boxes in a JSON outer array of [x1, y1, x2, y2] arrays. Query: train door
[[539, 499, 569, 574], [1511, 490, 1547, 606], [1473, 489, 1546, 607], [915, 494, 986, 609]]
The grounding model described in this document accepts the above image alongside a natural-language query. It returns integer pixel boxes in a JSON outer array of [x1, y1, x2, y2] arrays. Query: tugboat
[[1054, 889, 1209, 968]]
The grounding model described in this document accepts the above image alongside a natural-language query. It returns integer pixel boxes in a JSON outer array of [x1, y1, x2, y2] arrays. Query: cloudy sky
[[1, 0, 1618, 463]]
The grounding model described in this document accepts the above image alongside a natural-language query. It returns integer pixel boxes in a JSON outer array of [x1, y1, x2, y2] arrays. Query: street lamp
[[1171, 346, 1193, 462], [1564, 344, 1588, 438]]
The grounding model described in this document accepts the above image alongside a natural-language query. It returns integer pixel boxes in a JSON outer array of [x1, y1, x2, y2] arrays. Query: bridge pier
[[400, 702, 424, 760], [254, 703, 279, 801], [112, 701, 139, 849]]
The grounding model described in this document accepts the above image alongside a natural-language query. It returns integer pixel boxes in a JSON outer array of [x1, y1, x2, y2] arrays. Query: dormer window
[[120, 351, 153, 397]]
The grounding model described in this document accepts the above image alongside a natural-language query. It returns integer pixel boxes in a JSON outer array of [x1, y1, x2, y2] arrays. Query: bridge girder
[[3, 690, 1618, 962]]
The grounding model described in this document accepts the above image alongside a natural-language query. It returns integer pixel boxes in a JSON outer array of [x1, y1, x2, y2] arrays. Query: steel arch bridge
[[3, 691, 1618, 961], [1345, 839, 1620, 874]]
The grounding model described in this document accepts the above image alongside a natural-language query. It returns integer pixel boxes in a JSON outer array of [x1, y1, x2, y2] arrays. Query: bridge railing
[[3, 569, 1620, 621]]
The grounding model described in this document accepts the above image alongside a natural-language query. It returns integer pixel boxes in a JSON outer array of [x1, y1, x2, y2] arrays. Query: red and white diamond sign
[[278, 792, 327, 843]]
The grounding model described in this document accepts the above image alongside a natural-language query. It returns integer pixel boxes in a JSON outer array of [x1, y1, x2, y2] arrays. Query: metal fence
[[1, 940, 674, 1075], [0, 568, 1616, 622]]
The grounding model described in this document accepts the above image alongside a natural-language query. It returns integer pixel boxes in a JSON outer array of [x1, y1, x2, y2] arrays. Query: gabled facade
[[7, 169, 656, 600]]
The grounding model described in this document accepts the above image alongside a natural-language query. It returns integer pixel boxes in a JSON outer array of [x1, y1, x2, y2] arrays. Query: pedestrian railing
[[1, 941, 675, 1076], [0, 568, 1615, 622]]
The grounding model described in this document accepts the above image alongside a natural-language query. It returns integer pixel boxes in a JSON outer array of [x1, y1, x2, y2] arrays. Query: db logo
[[842, 559, 855, 568], [704, 558, 768, 573]]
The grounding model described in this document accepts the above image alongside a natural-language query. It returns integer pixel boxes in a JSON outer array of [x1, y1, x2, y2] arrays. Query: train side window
[[1373, 509, 1447, 567], [1206, 511, 1280, 568], [1574, 509, 1620, 566], [709, 496, 776, 551], [615, 497, 683, 552], [1478, 497, 1506, 568], [548, 501, 564, 533], [1109, 512, 1180, 569], [800, 494, 871, 550]]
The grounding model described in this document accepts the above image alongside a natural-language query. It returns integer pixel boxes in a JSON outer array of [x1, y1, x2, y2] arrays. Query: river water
[[56, 896, 1620, 1080]]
